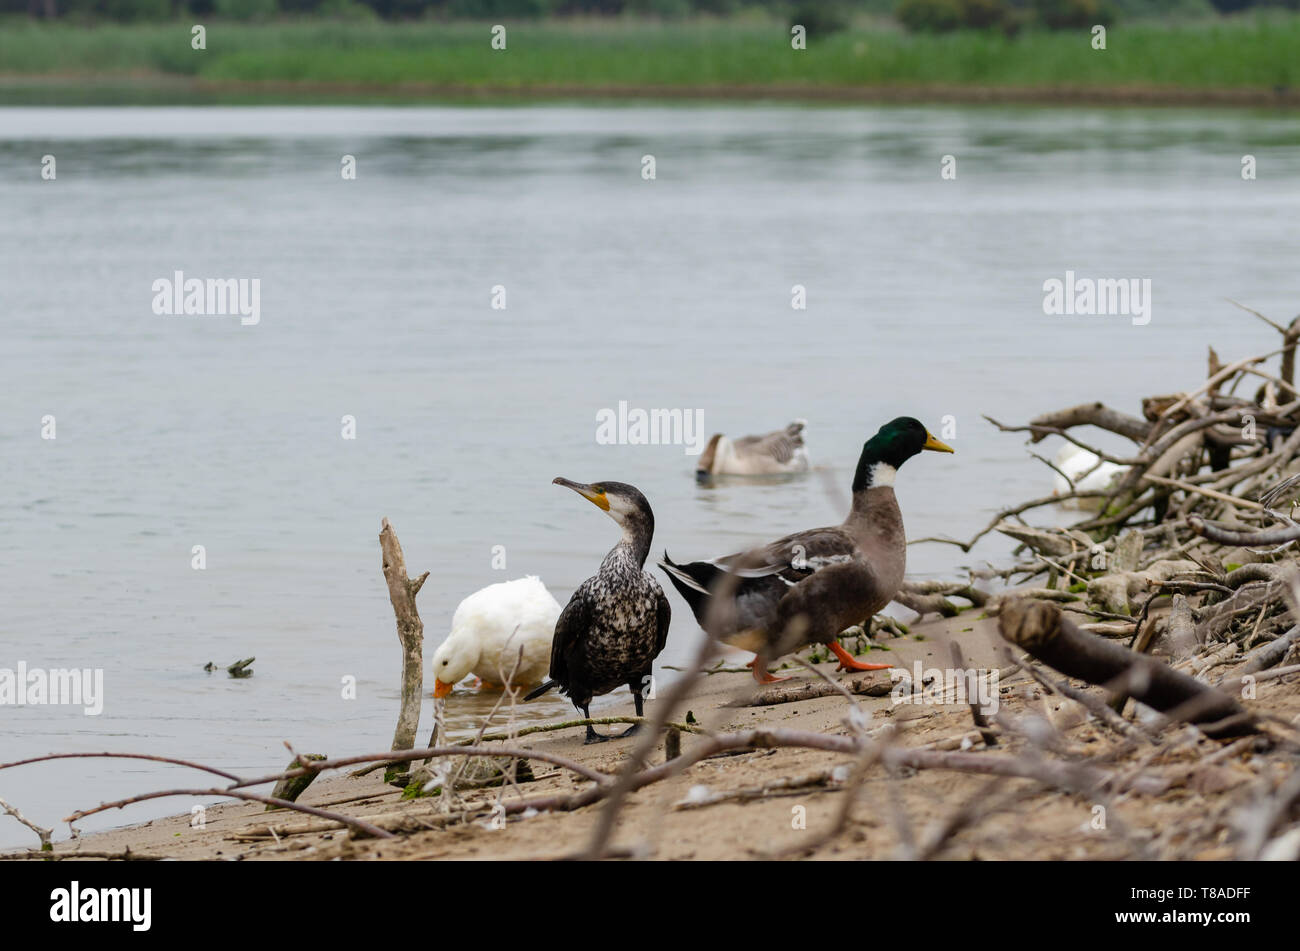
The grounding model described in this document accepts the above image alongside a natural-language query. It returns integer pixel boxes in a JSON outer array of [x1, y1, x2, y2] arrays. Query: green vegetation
[[895, 0, 1117, 34], [0, 14, 1298, 94], [4, 0, 1299, 101], [3, 0, 1294, 19]]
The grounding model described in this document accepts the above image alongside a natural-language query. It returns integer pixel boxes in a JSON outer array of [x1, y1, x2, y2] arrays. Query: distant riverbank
[[2, 16, 1299, 106]]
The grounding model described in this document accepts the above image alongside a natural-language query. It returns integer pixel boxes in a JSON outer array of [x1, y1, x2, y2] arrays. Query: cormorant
[[524, 478, 671, 744]]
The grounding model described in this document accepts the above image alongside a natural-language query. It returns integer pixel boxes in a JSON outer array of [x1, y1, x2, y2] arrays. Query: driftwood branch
[[0, 796, 52, 851], [1027, 402, 1152, 444], [1189, 516, 1300, 546], [0, 847, 166, 861], [740, 674, 893, 707], [66, 787, 397, 840], [379, 517, 428, 781], [348, 716, 702, 777]]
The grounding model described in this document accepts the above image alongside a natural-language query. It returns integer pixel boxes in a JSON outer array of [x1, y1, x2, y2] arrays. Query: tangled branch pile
[[916, 314, 1300, 680]]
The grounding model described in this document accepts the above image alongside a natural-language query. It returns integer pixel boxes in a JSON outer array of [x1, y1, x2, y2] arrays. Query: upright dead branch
[[380, 517, 429, 782], [1282, 315, 1300, 389], [267, 753, 326, 810], [1165, 593, 1200, 661], [951, 641, 997, 746]]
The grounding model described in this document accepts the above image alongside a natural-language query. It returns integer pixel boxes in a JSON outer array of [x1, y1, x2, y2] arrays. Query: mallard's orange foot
[[830, 641, 892, 672], [750, 657, 790, 685], [478, 680, 502, 690]]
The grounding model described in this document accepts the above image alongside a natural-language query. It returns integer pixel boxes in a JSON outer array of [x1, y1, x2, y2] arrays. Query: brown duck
[[696, 419, 809, 480], [660, 417, 953, 683]]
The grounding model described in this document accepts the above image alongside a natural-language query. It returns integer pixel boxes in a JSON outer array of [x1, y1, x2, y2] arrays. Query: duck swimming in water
[[662, 417, 953, 683], [696, 419, 809, 480], [430, 576, 560, 698], [524, 478, 671, 744]]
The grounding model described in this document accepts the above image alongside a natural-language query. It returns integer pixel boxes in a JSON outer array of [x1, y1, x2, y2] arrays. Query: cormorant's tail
[[523, 679, 558, 702]]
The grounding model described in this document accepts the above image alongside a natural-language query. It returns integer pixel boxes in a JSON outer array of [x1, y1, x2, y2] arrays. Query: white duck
[[431, 576, 561, 698], [1052, 443, 1127, 510]]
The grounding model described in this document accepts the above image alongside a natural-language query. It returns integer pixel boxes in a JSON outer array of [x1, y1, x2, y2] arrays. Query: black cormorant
[[525, 478, 671, 744]]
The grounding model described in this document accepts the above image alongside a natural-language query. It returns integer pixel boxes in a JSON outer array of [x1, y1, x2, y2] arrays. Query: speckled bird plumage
[[524, 479, 671, 742], [551, 541, 669, 704]]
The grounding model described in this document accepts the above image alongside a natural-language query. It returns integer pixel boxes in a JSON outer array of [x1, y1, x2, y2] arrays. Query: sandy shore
[[13, 609, 1296, 862]]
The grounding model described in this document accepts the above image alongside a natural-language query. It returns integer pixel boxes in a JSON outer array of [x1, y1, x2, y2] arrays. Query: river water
[[2, 103, 1298, 845]]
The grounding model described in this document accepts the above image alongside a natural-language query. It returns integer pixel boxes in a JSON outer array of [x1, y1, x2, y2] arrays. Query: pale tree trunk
[[379, 518, 428, 782]]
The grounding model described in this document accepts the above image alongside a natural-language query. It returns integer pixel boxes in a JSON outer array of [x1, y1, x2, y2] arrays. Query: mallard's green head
[[852, 417, 953, 492]]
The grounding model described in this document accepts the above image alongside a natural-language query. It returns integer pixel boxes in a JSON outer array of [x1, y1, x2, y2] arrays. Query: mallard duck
[[1051, 443, 1126, 510], [524, 478, 671, 744], [661, 417, 953, 683], [431, 576, 561, 698], [696, 420, 809, 480]]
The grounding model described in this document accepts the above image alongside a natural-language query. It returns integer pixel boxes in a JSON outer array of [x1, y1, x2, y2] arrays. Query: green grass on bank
[[1, 15, 1298, 91]]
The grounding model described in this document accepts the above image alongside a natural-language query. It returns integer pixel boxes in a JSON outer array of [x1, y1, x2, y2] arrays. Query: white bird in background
[[1051, 443, 1127, 509], [430, 576, 560, 698]]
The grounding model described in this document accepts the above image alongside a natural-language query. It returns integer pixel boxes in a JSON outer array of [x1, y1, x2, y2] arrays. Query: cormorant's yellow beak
[[553, 477, 610, 510], [433, 679, 454, 699], [923, 432, 955, 453]]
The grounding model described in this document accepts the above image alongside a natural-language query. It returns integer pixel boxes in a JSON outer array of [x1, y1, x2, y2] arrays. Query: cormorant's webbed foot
[[584, 724, 611, 745], [617, 724, 641, 739]]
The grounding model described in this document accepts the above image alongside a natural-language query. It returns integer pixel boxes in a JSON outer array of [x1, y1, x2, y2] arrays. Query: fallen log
[[998, 599, 1257, 739]]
